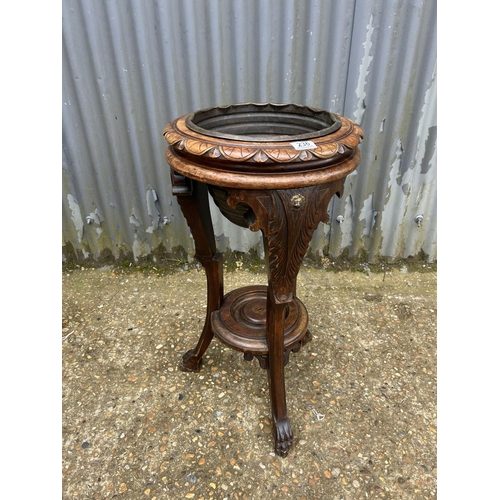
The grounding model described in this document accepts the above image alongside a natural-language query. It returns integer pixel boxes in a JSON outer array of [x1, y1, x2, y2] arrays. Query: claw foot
[[274, 418, 293, 457], [178, 349, 203, 372]]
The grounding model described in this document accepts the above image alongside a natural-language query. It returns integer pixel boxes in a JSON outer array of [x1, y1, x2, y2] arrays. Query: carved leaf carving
[[185, 139, 215, 156], [310, 142, 339, 159], [220, 146, 255, 161], [207, 147, 221, 158], [249, 186, 333, 301], [253, 150, 269, 163], [164, 129, 183, 148], [265, 148, 301, 163]]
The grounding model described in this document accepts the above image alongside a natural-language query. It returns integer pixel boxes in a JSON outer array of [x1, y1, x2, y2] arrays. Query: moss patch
[[62, 244, 436, 276]]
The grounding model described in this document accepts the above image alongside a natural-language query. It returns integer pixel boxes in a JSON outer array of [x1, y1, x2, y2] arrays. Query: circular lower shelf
[[211, 285, 309, 355]]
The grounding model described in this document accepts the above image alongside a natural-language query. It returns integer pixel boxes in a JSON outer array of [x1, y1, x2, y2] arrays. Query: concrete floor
[[62, 261, 436, 499]]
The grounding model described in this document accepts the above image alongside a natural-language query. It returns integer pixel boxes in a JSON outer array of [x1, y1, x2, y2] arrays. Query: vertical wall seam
[[341, 0, 358, 116]]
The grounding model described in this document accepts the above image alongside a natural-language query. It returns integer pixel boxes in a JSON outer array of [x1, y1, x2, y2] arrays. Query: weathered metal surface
[[329, 0, 437, 261], [62, 0, 436, 263]]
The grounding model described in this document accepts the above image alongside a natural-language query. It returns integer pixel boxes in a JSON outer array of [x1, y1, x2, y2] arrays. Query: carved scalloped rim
[[163, 119, 363, 163]]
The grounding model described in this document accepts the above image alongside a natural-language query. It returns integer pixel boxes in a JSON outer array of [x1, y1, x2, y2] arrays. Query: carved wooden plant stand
[[163, 103, 363, 456]]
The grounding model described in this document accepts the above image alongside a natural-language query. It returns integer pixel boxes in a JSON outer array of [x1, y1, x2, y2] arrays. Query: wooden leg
[[170, 170, 224, 372], [222, 184, 342, 456], [266, 293, 293, 456], [179, 254, 223, 372]]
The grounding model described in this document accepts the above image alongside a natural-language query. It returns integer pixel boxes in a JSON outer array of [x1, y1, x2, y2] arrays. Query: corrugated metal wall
[[62, 0, 436, 264]]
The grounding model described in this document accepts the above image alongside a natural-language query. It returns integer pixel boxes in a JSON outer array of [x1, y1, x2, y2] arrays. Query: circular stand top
[[164, 102, 363, 189]]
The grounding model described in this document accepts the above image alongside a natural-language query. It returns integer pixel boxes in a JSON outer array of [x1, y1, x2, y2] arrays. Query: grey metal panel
[[62, 0, 437, 263], [330, 0, 437, 261]]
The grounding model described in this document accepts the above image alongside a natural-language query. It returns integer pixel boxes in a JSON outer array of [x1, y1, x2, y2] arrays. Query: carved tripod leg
[[179, 254, 223, 372], [266, 290, 293, 456], [257, 189, 332, 456], [224, 182, 345, 455], [170, 170, 223, 372]]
